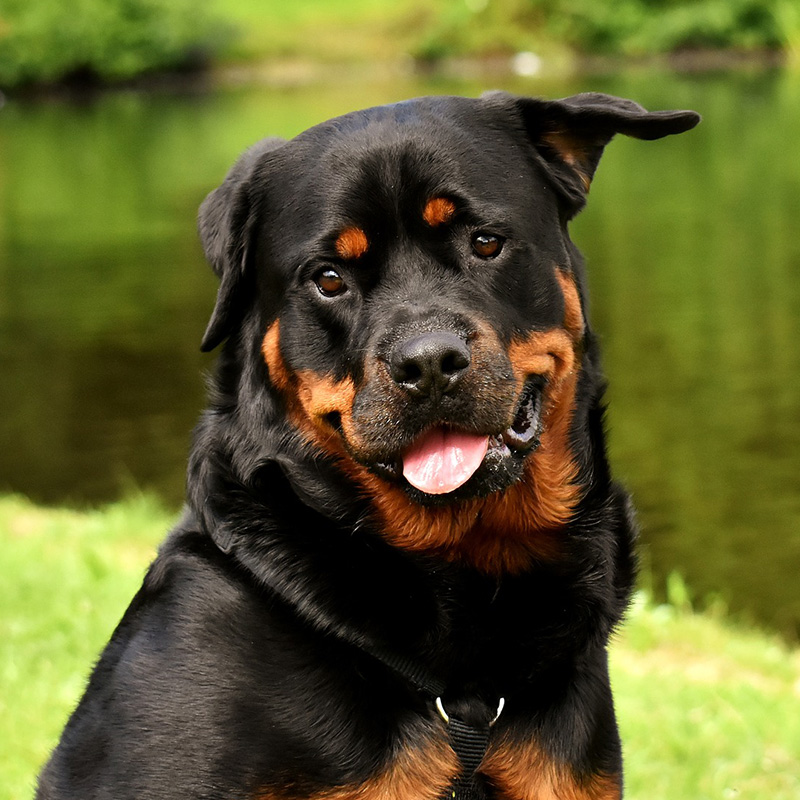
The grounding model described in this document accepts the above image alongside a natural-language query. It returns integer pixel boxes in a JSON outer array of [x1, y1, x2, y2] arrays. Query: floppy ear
[[497, 92, 700, 211], [198, 137, 285, 352]]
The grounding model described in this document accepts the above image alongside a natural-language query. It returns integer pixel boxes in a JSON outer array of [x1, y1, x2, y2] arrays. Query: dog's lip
[[501, 376, 544, 452], [372, 377, 545, 486]]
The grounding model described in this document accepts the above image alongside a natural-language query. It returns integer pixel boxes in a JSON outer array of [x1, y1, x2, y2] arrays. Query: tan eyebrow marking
[[335, 227, 369, 260], [423, 197, 457, 227]]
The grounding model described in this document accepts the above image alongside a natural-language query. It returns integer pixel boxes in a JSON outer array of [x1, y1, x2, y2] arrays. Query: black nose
[[389, 332, 471, 398]]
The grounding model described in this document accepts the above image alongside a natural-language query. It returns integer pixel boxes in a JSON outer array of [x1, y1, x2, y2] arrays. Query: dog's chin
[[365, 377, 545, 506]]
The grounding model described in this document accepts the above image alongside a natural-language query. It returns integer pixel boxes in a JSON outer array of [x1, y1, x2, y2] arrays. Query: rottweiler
[[37, 92, 699, 800]]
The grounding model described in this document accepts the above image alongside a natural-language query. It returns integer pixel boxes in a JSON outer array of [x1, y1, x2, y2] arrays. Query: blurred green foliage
[[417, 0, 800, 60], [1, 0, 800, 89], [0, 0, 227, 87]]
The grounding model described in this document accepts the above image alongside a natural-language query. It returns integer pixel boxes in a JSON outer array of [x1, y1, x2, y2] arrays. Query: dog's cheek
[[294, 369, 360, 445], [555, 268, 585, 339], [262, 320, 292, 393], [347, 379, 409, 455], [506, 268, 584, 388], [508, 267, 583, 410], [279, 302, 354, 382], [261, 321, 356, 454], [485, 268, 585, 535], [493, 255, 571, 339]]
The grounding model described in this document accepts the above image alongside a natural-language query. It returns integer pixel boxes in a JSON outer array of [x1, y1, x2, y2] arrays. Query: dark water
[[1, 69, 798, 637]]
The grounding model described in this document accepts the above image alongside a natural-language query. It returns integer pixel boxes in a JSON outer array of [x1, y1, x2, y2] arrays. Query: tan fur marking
[[423, 197, 457, 227], [253, 736, 458, 800], [262, 321, 292, 392], [295, 369, 357, 440], [262, 271, 586, 576], [482, 737, 621, 800], [262, 321, 358, 459], [541, 131, 593, 193], [337, 272, 585, 575], [336, 227, 369, 260], [556, 268, 585, 338]]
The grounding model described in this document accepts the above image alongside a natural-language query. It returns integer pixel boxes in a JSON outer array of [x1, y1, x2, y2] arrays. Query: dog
[[36, 91, 699, 800]]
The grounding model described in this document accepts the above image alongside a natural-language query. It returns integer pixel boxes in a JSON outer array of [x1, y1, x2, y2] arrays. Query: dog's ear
[[492, 92, 700, 212], [198, 138, 285, 352]]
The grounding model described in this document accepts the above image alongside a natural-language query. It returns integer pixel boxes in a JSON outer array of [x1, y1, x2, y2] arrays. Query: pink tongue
[[402, 428, 490, 495]]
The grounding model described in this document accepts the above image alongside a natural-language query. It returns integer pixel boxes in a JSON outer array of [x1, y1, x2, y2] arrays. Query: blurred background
[[1, 2, 799, 796]]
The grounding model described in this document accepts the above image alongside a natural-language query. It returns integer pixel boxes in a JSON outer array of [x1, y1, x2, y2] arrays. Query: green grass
[[613, 588, 800, 798], [0, 495, 168, 799], [2, 495, 799, 800]]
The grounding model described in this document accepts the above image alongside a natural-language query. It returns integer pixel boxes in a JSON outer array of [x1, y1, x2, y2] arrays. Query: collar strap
[[205, 513, 503, 800], [436, 696, 505, 800], [359, 643, 504, 800]]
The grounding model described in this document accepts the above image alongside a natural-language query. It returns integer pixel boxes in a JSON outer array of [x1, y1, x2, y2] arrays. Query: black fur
[[37, 92, 699, 800]]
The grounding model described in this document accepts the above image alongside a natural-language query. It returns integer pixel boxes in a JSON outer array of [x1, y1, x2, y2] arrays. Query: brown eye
[[471, 233, 504, 258], [315, 268, 347, 297]]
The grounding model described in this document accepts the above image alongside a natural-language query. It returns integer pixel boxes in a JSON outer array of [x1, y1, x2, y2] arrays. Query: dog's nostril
[[390, 332, 471, 397], [441, 350, 469, 376], [395, 361, 422, 385]]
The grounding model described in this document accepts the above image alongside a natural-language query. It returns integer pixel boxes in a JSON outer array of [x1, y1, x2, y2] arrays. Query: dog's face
[[199, 93, 698, 569], [263, 99, 580, 502]]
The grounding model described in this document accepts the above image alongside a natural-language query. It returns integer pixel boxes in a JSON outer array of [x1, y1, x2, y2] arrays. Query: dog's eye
[[471, 233, 504, 259], [314, 268, 347, 297]]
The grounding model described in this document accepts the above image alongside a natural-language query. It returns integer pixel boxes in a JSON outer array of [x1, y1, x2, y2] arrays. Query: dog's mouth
[[372, 377, 545, 497]]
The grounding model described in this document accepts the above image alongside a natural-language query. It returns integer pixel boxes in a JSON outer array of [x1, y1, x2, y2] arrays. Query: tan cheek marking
[[556, 268, 585, 338], [294, 369, 357, 439], [479, 269, 585, 554], [506, 269, 583, 390], [423, 197, 456, 227], [508, 329, 576, 392], [507, 267, 584, 391], [262, 321, 357, 455], [253, 735, 458, 800], [262, 321, 292, 392], [335, 227, 369, 260]]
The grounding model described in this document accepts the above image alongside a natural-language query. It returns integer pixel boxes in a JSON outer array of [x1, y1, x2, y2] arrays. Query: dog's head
[[197, 92, 698, 570]]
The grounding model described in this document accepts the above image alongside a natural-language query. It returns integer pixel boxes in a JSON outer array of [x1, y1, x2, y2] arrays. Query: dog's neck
[[186, 401, 618, 697]]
